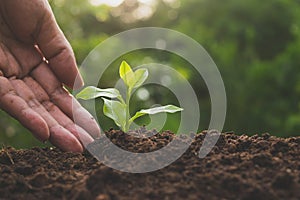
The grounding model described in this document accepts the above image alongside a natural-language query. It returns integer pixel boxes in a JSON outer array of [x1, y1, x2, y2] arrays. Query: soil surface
[[0, 129, 300, 200]]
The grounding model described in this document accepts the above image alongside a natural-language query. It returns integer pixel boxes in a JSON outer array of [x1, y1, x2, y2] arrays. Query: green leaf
[[102, 98, 127, 130], [119, 60, 132, 78], [132, 68, 148, 89], [119, 61, 148, 89], [119, 61, 135, 87], [129, 105, 183, 122], [76, 86, 122, 100]]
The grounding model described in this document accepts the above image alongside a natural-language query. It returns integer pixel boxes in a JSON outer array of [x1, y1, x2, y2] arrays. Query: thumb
[[36, 1, 84, 89]]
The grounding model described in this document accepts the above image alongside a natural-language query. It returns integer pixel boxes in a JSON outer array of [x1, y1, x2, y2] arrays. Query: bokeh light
[[89, 0, 124, 7]]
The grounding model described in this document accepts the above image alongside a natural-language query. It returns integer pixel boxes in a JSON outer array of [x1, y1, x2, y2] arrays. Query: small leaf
[[119, 61, 132, 78], [102, 98, 127, 130], [76, 86, 121, 100], [129, 105, 183, 122], [119, 61, 135, 87], [139, 105, 183, 114], [132, 68, 148, 89]]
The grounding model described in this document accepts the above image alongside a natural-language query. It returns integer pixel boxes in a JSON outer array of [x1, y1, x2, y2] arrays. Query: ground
[[0, 129, 300, 200]]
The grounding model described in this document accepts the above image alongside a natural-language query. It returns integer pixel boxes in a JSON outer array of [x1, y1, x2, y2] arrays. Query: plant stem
[[124, 87, 131, 132]]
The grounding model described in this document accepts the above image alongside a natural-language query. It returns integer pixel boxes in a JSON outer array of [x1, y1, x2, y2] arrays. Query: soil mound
[[1, 130, 299, 199]]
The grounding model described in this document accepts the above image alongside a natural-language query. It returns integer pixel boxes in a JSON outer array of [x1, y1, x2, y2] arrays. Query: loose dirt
[[0, 129, 299, 200]]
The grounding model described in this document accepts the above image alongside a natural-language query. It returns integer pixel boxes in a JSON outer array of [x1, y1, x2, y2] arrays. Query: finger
[[35, 1, 83, 89], [31, 63, 101, 138], [24, 77, 94, 146], [0, 76, 49, 141], [10, 78, 83, 152]]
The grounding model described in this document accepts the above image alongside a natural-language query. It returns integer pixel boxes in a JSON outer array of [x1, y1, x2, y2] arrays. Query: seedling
[[76, 61, 183, 132]]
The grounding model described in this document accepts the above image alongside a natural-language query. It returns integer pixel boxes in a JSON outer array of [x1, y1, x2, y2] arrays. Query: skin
[[0, 0, 101, 152]]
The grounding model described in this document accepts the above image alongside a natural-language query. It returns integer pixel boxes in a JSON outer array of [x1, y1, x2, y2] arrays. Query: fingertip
[[31, 119, 50, 142], [21, 108, 50, 142], [93, 124, 101, 139], [49, 126, 84, 153], [72, 101, 101, 139], [74, 125, 94, 147]]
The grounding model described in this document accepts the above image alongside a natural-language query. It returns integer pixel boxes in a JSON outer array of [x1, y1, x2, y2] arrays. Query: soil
[[0, 129, 300, 200]]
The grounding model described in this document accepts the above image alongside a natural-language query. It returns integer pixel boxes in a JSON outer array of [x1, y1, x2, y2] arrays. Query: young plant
[[76, 61, 183, 132]]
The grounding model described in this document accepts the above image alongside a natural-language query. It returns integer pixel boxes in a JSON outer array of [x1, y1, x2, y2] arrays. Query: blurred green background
[[1, 0, 300, 148]]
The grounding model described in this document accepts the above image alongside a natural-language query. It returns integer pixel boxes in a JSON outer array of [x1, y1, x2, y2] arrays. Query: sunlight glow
[[89, 0, 124, 7], [133, 4, 154, 20], [138, 0, 156, 6]]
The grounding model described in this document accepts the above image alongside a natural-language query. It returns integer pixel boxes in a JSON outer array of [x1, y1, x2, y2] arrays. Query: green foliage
[[77, 61, 183, 132]]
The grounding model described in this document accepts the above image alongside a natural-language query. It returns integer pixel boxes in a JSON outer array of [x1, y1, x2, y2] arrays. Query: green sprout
[[76, 61, 183, 132]]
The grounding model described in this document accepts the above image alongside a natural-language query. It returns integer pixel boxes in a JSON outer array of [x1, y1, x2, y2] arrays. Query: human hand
[[0, 0, 100, 152]]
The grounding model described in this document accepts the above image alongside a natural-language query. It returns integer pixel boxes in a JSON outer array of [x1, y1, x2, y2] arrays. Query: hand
[[0, 0, 100, 152]]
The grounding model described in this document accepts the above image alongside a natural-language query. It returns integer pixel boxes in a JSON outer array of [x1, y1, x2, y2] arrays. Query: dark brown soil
[[1, 129, 300, 200]]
